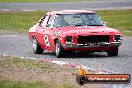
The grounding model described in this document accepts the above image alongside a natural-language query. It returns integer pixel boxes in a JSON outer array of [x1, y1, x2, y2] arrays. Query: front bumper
[[64, 42, 122, 48]]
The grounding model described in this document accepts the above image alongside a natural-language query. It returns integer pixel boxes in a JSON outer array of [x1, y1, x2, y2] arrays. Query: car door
[[36, 15, 49, 49], [37, 15, 55, 51], [43, 15, 55, 51]]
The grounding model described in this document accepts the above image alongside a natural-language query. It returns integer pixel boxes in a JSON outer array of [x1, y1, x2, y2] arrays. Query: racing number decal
[[44, 35, 50, 47]]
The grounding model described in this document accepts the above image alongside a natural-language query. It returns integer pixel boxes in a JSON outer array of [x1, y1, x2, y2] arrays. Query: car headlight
[[114, 35, 122, 42], [65, 36, 72, 43]]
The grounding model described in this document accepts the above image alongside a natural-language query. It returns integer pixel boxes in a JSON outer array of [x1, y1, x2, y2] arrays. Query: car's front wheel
[[55, 40, 65, 58], [107, 47, 118, 56], [32, 37, 44, 54]]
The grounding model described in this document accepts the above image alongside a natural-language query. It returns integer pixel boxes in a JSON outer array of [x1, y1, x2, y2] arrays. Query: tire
[[76, 76, 86, 85], [65, 51, 75, 54], [32, 37, 44, 54], [107, 47, 118, 56], [55, 40, 65, 58]]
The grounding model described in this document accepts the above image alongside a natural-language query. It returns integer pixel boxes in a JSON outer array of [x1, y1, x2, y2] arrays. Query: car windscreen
[[54, 13, 104, 27]]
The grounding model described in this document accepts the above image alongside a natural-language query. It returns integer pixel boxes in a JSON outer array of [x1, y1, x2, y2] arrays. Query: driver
[[54, 15, 69, 27]]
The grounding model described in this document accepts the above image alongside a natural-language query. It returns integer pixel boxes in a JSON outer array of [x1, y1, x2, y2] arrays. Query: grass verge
[[0, 9, 132, 36], [0, 56, 78, 88], [0, 56, 100, 88], [0, 11, 45, 34], [96, 9, 132, 36], [0, 79, 45, 88], [0, 0, 90, 2]]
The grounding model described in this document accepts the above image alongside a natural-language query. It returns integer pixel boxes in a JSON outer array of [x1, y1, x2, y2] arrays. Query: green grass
[[0, 56, 77, 88], [0, 78, 75, 88], [0, 0, 90, 2], [0, 79, 45, 88], [0, 11, 45, 33], [0, 9, 132, 36], [96, 9, 132, 36]]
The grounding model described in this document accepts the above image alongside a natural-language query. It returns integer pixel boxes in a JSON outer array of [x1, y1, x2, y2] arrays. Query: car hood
[[59, 26, 121, 36]]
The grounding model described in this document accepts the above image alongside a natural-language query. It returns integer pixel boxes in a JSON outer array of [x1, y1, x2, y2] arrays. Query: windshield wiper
[[86, 24, 103, 26], [74, 24, 83, 26], [69, 24, 83, 26]]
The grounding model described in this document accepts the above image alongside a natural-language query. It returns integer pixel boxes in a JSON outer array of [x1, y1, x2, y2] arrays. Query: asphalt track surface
[[0, 0, 132, 11], [0, 35, 132, 73]]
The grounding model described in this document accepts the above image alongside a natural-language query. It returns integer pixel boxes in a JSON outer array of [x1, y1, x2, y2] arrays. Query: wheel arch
[[32, 35, 36, 39], [31, 35, 36, 43], [54, 38, 59, 45]]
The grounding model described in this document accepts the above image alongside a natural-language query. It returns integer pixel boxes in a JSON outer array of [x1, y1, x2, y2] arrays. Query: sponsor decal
[[75, 66, 131, 85]]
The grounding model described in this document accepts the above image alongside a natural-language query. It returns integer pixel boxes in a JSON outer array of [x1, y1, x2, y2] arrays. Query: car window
[[64, 14, 83, 25], [53, 14, 104, 27], [54, 15, 69, 27], [47, 15, 54, 27], [41, 16, 49, 27]]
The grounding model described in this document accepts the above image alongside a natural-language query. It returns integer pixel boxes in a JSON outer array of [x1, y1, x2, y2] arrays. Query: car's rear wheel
[[55, 40, 65, 58], [107, 47, 118, 56], [33, 37, 44, 54]]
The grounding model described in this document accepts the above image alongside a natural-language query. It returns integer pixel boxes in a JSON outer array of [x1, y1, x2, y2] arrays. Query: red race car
[[28, 10, 122, 58]]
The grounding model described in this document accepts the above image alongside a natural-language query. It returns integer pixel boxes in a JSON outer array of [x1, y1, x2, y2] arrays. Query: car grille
[[77, 35, 110, 44]]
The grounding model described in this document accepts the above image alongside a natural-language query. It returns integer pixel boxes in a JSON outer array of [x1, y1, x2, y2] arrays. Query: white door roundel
[[44, 35, 50, 46]]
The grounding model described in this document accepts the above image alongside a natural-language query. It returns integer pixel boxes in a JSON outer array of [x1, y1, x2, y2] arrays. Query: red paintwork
[[28, 10, 122, 52]]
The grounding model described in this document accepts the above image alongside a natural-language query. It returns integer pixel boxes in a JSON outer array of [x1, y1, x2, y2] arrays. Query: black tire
[[32, 37, 44, 54], [65, 50, 75, 54], [107, 47, 118, 56], [55, 40, 65, 58], [76, 76, 86, 85]]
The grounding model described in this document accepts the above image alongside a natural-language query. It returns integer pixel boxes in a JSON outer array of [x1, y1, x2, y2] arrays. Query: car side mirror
[[47, 24, 51, 27], [104, 21, 108, 24]]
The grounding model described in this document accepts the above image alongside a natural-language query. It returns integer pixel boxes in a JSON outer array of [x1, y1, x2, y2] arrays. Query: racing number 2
[[44, 35, 50, 47]]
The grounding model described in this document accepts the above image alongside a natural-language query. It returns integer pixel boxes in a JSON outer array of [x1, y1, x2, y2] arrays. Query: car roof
[[46, 10, 95, 15]]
